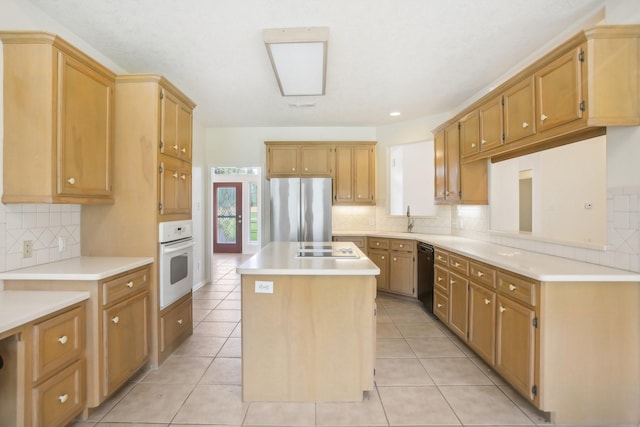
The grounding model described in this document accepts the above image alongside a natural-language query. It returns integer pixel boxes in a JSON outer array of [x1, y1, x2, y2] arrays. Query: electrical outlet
[[23, 240, 33, 258]]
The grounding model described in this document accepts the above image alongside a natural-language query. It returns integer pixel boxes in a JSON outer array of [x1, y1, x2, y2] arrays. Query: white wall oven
[[159, 220, 194, 309]]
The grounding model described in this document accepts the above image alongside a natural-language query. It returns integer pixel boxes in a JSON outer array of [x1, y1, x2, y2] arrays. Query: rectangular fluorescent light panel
[[264, 27, 328, 96]]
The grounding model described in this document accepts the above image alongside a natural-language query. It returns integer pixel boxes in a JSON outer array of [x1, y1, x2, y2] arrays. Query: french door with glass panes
[[213, 182, 242, 253]]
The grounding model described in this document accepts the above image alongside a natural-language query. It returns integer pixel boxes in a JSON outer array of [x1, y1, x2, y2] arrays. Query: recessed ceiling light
[[389, 111, 401, 117]]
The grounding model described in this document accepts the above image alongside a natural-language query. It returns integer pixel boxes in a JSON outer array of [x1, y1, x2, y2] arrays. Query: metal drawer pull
[[177, 319, 183, 325], [58, 394, 69, 403], [484, 299, 491, 305], [499, 306, 506, 313], [111, 316, 120, 324], [508, 284, 517, 291], [126, 281, 134, 288], [58, 335, 68, 345], [477, 271, 484, 277]]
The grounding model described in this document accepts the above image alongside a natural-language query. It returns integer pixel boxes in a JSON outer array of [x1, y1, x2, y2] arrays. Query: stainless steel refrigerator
[[270, 178, 332, 242]]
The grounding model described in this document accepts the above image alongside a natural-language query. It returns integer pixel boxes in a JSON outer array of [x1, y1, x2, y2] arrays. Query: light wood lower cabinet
[[467, 282, 496, 365], [160, 293, 193, 355], [5, 266, 151, 414], [389, 240, 416, 297]]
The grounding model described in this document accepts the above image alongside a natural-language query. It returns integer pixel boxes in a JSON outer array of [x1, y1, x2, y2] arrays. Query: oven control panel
[[159, 220, 193, 243]]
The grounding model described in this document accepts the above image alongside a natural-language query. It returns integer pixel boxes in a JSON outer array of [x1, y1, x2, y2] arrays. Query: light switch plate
[[255, 280, 274, 294]]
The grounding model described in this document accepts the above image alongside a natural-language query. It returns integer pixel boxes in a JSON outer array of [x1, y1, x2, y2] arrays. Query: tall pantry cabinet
[[82, 74, 196, 366]]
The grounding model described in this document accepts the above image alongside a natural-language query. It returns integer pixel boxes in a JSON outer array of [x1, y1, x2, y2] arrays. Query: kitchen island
[[237, 241, 379, 402]]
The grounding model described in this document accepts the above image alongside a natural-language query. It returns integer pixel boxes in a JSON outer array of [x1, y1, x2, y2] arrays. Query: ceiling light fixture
[[389, 111, 402, 117], [263, 27, 329, 96]]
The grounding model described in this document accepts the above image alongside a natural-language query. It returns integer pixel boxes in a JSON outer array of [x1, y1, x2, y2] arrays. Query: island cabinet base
[[241, 274, 376, 402]]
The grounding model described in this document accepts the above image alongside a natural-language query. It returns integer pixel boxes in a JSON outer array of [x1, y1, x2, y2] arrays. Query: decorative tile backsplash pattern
[[0, 203, 81, 272]]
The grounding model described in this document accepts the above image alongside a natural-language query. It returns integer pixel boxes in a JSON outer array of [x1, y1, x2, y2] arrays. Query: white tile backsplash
[[0, 203, 81, 272]]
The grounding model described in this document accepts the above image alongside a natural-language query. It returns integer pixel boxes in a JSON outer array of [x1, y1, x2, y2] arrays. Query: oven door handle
[[162, 240, 195, 254]]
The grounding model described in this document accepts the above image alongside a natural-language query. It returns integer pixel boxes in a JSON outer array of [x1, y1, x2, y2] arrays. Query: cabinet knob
[[541, 114, 548, 121], [126, 281, 134, 288], [381, 256, 385, 260], [181, 174, 187, 180], [393, 257, 397, 262], [304, 167, 308, 171], [477, 271, 484, 278], [177, 319, 183, 325], [291, 167, 296, 171], [508, 284, 517, 291], [437, 255, 442, 260], [376, 242, 380, 246], [58, 394, 69, 404], [172, 172, 178, 179], [437, 303, 443, 308], [67, 177, 75, 185], [499, 306, 506, 313], [471, 143, 476, 148], [58, 335, 68, 345], [111, 316, 120, 324], [484, 298, 491, 305], [173, 144, 179, 151], [481, 139, 487, 145], [522, 121, 529, 128], [454, 262, 460, 267], [450, 279, 455, 285], [181, 147, 187, 153], [438, 277, 443, 282]]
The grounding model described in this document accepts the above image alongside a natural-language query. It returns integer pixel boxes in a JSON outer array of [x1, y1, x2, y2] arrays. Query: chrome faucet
[[407, 205, 415, 233]]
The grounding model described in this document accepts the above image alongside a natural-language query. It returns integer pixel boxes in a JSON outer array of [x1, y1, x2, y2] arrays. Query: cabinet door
[[353, 146, 375, 203], [103, 291, 149, 397], [444, 123, 460, 202], [334, 146, 353, 203], [495, 295, 536, 400], [159, 156, 191, 217], [389, 251, 415, 296], [460, 111, 480, 158], [300, 145, 333, 176], [468, 283, 496, 365], [368, 249, 389, 291], [57, 52, 113, 199], [31, 359, 84, 427], [448, 272, 468, 339], [479, 96, 503, 152], [160, 89, 192, 161], [434, 131, 446, 202], [536, 47, 583, 132], [267, 145, 299, 177], [503, 76, 536, 144]]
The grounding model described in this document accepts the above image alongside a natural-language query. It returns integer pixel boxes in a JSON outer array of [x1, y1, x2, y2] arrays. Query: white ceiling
[[28, 0, 605, 128]]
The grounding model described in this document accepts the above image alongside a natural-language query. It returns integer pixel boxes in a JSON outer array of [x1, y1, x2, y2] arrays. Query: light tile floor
[[72, 253, 554, 427]]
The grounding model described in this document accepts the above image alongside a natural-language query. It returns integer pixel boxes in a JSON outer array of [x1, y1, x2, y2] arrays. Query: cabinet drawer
[[102, 267, 149, 306], [449, 254, 469, 275], [368, 237, 389, 250], [469, 261, 496, 288], [333, 235, 366, 250], [32, 306, 83, 382], [434, 248, 449, 267], [32, 359, 84, 427], [497, 271, 537, 306], [434, 291, 449, 322], [434, 266, 449, 295], [390, 239, 414, 253], [160, 295, 193, 353]]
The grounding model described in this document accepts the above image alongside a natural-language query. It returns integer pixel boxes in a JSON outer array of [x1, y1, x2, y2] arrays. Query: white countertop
[[0, 290, 89, 336], [333, 231, 640, 282], [0, 256, 154, 281], [237, 242, 380, 276]]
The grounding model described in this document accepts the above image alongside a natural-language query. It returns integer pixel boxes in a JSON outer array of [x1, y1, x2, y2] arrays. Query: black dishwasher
[[417, 242, 434, 313]]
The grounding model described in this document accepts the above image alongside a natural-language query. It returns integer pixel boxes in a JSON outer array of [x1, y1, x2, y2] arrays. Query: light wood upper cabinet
[[0, 32, 115, 204], [265, 143, 334, 178], [334, 143, 376, 205], [478, 96, 503, 152], [434, 131, 446, 202], [503, 76, 536, 144], [435, 25, 640, 164], [444, 123, 461, 202], [159, 155, 192, 217], [536, 47, 584, 133], [460, 110, 480, 158], [160, 89, 193, 162]]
